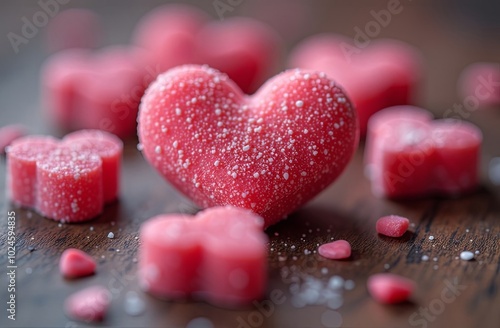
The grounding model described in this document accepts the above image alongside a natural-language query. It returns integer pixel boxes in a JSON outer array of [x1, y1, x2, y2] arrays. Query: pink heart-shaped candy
[[138, 65, 359, 227]]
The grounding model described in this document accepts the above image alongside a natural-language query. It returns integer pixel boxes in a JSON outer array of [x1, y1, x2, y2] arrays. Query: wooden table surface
[[1, 1, 499, 327]]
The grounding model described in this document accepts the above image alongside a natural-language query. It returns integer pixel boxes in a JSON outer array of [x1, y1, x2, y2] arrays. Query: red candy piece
[[7, 136, 59, 207], [6, 130, 122, 222], [63, 130, 123, 203], [37, 147, 103, 223], [41, 46, 150, 138], [365, 105, 432, 176], [138, 65, 359, 227], [0, 125, 27, 153], [365, 106, 482, 198], [376, 215, 409, 237], [288, 34, 422, 135], [65, 286, 110, 322], [133, 4, 280, 94], [367, 273, 415, 304], [139, 206, 268, 307], [60, 248, 96, 278], [458, 62, 500, 107], [45, 8, 101, 53], [318, 240, 351, 260]]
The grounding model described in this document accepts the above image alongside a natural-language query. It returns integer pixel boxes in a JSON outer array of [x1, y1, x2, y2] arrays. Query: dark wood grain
[[1, 1, 500, 328]]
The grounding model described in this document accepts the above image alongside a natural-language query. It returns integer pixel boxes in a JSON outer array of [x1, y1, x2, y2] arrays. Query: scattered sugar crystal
[[124, 291, 146, 316], [460, 251, 474, 261]]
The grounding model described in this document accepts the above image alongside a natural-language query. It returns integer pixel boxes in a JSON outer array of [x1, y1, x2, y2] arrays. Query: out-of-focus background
[[1, 0, 500, 128], [1, 1, 500, 328]]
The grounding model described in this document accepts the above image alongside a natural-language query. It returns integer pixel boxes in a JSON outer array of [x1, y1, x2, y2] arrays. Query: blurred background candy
[[458, 62, 500, 107], [289, 34, 422, 136], [41, 46, 151, 138], [44, 8, 102, 53]]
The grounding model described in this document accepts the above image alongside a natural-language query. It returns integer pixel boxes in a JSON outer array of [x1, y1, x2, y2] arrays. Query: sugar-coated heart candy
[[65, 285, 110, 322], [132, 4, 281, 94], [41, 46, 150, 138], [6, 130, 122, 222], [376, 215, 409, 237], [0, 124, 27, 153], [367, 273, 415, 304], [60, 248, 96, 279], [288, 34, 422, 135], [365, 106, 482, 198], [458, 62, 500, 107], [138, 65, 359, 227], [318, 240, 352, 260], [138, 206, 268, 307]]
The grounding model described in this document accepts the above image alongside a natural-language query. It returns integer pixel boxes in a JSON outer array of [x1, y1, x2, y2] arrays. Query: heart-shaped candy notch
[[138, 65, 359, 227], [138, 206, 268, 307], [365, 106, 482, 198]]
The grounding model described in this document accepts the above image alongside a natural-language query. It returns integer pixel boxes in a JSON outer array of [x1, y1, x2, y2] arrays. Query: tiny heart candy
[[138, 65, 359, 227], [365, 106, 482, 198]]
